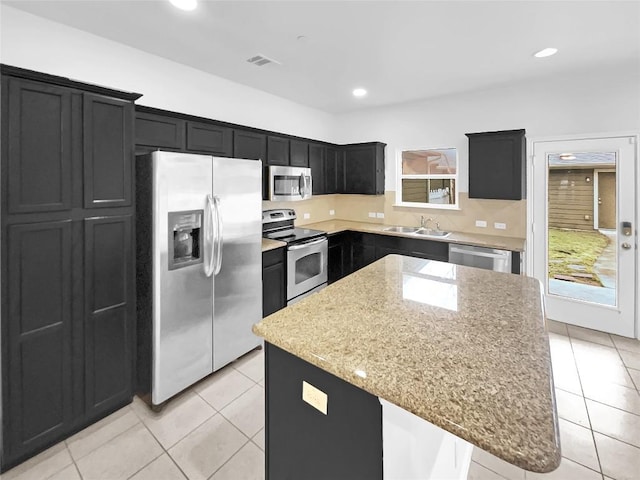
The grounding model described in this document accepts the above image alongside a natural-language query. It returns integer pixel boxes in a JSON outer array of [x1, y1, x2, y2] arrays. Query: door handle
[[203, 194, 215, 277], [213, 195, 223, 275], [299, 173, 307, 199]]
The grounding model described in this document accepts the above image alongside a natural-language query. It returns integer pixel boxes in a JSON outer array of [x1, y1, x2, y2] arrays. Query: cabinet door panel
[[83, 94, 133, 208], [267, 136, 290, 166], [233, 130, 266, 161], [6, 220, 73, 459], [84, 215, 133, 414], [290, 140, 309, 167], [186, 121, 233, 156], [263, 248, 286, 317], [309, 144, 325, 195], [7, 78, 72, 213], [135, 112, 185, 149], [325, 147, 339, 194]]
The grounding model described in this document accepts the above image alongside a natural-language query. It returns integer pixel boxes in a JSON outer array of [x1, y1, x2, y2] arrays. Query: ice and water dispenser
[[168, 210, 203, 270]]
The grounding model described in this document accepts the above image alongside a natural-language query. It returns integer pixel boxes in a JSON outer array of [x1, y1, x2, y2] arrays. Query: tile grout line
[[205, 438, 252, 480], [567, 330, 610, 477]]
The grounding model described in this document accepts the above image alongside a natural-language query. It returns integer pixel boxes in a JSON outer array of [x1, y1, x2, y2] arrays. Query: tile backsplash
[[263, 192, 526, 238]]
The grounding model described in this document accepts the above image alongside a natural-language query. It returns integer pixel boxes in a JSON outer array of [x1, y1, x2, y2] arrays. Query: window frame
[[395, 147, 460, 210]]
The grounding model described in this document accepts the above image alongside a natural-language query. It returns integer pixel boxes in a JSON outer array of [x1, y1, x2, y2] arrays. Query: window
[[396, 148, 458, 209]]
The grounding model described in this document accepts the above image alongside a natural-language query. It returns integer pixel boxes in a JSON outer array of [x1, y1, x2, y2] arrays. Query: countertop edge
[[303, 220, 525, 252]]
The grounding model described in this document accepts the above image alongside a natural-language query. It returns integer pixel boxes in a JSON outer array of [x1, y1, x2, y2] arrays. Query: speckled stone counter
[[253, 255, 560, 473], [303, 219, 526, 252], [261, 238, 286, 252]]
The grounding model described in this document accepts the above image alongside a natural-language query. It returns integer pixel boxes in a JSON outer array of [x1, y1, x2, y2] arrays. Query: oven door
[[287, 237, 328, 300], [269, 166, 312, 201]]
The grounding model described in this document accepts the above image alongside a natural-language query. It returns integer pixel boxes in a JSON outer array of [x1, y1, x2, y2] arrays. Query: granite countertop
[[253, 255, 560, 473], [262, 238, 286, 252], [303, 220, 526, 252]]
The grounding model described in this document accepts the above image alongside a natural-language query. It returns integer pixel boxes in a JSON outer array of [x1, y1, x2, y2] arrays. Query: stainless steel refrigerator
[[136, 151, 262, 406]]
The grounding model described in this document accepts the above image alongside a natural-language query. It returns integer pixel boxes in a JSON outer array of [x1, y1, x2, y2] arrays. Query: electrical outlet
[[376, 212, 384, 219], [303, 213, 310, 220], [329, 209, 335, 216], [494, 222, 506, 230], [368, 212, 376, 218], [475, 220, 487, 228]]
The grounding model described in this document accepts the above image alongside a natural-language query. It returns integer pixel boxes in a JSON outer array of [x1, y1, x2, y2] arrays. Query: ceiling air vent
[[246, 54, 281, 67]]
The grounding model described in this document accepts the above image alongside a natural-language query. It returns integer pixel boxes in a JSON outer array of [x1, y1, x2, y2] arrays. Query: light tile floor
[[3, 322, 640, 480]]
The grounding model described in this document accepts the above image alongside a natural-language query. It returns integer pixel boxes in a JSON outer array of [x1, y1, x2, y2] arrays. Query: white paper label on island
[[302, 381, 328, 415]]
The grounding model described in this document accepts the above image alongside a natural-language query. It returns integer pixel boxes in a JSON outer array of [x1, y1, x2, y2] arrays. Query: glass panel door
[[533, 136, 636, 338]]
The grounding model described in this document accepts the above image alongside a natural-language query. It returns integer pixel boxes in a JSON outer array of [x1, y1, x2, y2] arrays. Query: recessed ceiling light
[[353, 88, 367, 98], [534, 47, 558, 58], [169, 0, 197, 11]]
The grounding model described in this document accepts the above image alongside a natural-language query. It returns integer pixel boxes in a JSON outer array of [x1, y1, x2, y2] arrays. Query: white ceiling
[[5, 1, 640, 113]]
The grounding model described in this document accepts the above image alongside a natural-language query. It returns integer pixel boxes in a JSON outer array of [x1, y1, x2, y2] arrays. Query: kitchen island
[[253, 255, 560, 480]]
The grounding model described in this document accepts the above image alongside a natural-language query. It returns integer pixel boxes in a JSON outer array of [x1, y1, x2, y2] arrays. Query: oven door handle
[[288, 238, 327, 250]]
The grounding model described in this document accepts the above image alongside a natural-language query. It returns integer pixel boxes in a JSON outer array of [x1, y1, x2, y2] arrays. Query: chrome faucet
[[420, 216, 433, 229]]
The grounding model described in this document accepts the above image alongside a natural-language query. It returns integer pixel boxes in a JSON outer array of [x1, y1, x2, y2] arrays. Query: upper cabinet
[[466, 129, 526, 200], [83, 93, 134, 209], [233, 130, 266, 161], [344, 142, 385, 195], [308, 143, 325, 194], [325, 146, 344, 194], [6, 78, 73, 214], [135, 112, 184, 150], [267, 135, 290, 166], [185, 121, 233, 156], [290, 139, 309, 167]]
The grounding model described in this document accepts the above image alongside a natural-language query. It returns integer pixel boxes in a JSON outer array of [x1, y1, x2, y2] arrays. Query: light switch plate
[[368, 212, 376, 218], [494, 222, 506, 230], [376, 212, 384, 218], [303, 213, 310, 220], [329, 209, 335, 216], [475, 220, 487, 228], [302, 381, 328, 415]]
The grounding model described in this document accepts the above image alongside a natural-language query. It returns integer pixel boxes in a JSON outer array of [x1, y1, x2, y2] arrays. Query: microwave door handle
[[213, 195, 223, 275], [203, 194, 215, 277], [298, 173, 305, 199]]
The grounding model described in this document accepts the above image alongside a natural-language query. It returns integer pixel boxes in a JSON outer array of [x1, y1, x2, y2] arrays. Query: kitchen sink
[[383, 226, 421, 233], [414, 228, 451, 238]]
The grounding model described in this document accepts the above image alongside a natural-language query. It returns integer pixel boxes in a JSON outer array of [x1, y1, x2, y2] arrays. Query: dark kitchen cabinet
[[135, 111, 185, 150], [263, 247, 287, 317], [309, 143, 326, 195], [351, 232, 377, 272], [328, 232, 350, 284], [344, 142, 385, 195], [290, 139, 309, 167], [233, 130, 266, 161], [1, 66, 140, 471], [375, 235, 448, 262], [266, 343, 383, 480], [83, 93, 134, 209], [324, 146, 342, 194], [6, 78, 73, 214], [84, 215, 135, 418], [267, 135, 290, 166], [186, 121, 233, 156], [466, 129, 526, 200]]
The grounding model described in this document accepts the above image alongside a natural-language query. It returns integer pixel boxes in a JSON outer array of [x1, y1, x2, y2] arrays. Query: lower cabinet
[[329, 232, 451, 284], [265, 343, 383, 480], [2, 215, 135, 470], [263, 247, 287, 317]]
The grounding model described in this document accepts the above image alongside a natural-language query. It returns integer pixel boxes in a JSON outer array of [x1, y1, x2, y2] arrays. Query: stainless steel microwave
[[268, 166, 312, 201]]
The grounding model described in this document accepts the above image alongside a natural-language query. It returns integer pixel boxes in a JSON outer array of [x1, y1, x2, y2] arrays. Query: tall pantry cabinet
[[0, 65, 141, 471]]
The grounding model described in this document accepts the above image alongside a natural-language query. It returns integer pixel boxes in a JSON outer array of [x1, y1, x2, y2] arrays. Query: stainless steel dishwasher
[[448, 243, 512, 273]]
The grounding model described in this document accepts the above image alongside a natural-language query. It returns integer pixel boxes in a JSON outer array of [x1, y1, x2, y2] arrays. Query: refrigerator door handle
[[203, 194, 215, 277], [213, 195, 224, 275]]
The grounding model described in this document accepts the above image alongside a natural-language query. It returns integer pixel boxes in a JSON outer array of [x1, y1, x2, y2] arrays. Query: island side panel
[[265, 343, 383, 480]]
